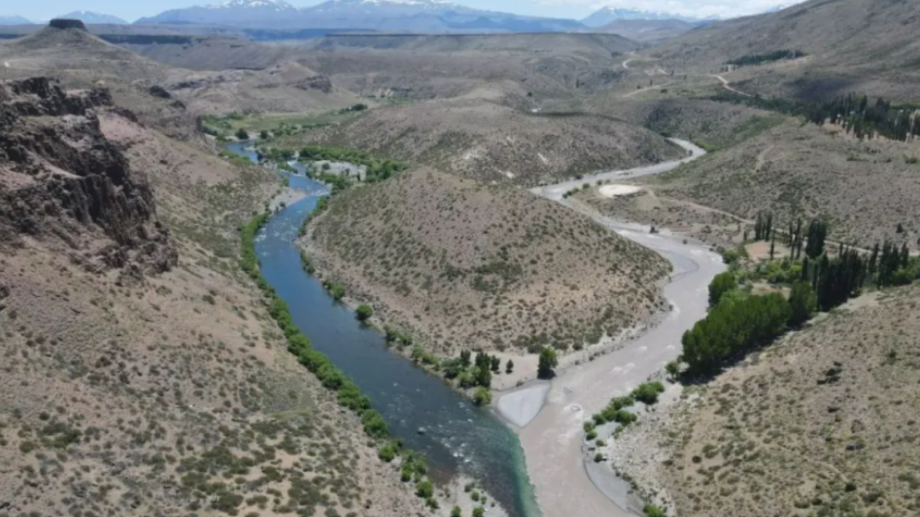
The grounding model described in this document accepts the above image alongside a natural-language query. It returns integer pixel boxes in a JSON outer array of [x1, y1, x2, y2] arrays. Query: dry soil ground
[[302, 168, 671, 357], [608, 283, 920, 517]]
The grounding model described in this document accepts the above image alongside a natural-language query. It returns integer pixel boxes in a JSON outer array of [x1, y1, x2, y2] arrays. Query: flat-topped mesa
[[48, 18, 88, 31]]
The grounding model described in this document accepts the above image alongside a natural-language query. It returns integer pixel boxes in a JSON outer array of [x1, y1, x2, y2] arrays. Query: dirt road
[[498, 139, 726, 517], [711, 73, 753, 97]]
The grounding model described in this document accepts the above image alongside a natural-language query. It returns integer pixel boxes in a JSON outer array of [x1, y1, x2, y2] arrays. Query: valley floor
[[496, 142, 726, 517]]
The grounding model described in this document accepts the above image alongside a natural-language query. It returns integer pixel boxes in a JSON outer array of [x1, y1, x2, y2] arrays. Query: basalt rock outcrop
[[48, 19, 88, 31], [0, 77, 177, 275]]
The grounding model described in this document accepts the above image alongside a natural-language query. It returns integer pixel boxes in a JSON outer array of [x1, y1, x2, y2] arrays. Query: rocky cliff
[[0, 77, 176, 276]]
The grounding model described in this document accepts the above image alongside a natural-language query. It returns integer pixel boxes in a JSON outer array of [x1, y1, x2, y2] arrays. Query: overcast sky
[[7, 0, 795, 23]]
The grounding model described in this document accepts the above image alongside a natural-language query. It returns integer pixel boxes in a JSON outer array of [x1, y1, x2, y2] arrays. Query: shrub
[[473, 508, 485, 517], [356, 304, 373, 322], [415, 479, 434, 499], [632, 381, 666, 405], [451, 507, 462, 517], [505, 359, 514, 374], [665, 360, 680, 379], [378, 441, 399, 462], [643, 504, 667, 517], [325, 282, 346, 301], [235, 128, 249, 140], [473, 387, 492, 407]]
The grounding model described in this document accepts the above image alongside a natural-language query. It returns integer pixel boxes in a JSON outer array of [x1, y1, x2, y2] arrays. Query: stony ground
[[640, 117, 920, 249], [275, 91, 684, 188], [0, 80, 427, 517], [607, 283, 920, 517], [574, 187, 747, 252], [303, 168, 671, 357]]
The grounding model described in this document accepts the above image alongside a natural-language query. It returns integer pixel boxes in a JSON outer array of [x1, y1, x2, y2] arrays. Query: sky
[[6, 0, 794, 23]]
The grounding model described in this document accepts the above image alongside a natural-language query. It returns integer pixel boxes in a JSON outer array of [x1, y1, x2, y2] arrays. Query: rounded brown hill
[[303, 168, 670, 354], [308, 96, 684, 187]]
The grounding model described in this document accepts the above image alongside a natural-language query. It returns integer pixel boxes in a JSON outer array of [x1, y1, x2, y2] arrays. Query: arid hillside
[[0, 76, 426, 517], [649, 0, 920, 100], [297, 33, 637, 101], [302, 168, 670, 355], [0, 23, 362, 119], [638, 116, 920, 248], [290, 95, 684, 186], [310, 32, 639, 54], [618, 284, 920, 517]]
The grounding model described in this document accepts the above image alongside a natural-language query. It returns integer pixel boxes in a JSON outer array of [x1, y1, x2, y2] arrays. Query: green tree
[[355, 304, 373, 322], [235, 128, 249, 140], [505, 359, 514, 374], [451, 507, 462, 517], [538, 347, 558, 379], [259, 129, 269, 140], [473, 365, 492, 388], [682, 292, 791, 376], [490, 355, 501, 373], [472, 386, 492, 406], [460, 350, 472, 368], [787, 281, 816, 327], [708, 271, 737, 308]]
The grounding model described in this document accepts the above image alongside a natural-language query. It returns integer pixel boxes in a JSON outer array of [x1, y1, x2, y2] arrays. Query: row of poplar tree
[[713, 91, 920, 142], [684, 214, 915, 375]]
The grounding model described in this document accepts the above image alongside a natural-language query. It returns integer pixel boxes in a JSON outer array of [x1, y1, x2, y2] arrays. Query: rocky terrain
[[608, 284, 920, 517], [0, 77, 176, 279], [639, 117, 920, 248], [0, 69, 425, 517], [282, 95, 683, 187], [573, 187, 745, 251], [0, 22, 360, 120], [302, 168, 671, 355], [648, 0, 920, 100]]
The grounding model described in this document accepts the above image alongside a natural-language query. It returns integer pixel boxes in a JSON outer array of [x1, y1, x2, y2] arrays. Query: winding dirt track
[[711, 73, 753, 97], [498, 140, 726, 517]]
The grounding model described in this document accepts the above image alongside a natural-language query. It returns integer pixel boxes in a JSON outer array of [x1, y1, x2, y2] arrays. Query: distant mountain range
[[135, 0, 583, 32], [1, 1, 793, 33], [0, 15, 32, 25], [581, 7, 716, 27], [56, 11, 129, 24]]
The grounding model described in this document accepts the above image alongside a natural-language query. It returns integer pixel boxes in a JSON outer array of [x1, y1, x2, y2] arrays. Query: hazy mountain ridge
[[135, 0, 584, 31], [582, 7, 715, 27], [0, 15, 32, 25], [57, 11, 129, 24]]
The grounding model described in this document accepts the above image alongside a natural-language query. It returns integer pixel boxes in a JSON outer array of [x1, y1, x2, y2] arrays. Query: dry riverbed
[[496, 140, 726, 517]]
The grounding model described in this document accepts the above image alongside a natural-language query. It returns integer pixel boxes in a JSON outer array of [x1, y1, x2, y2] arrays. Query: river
[[230, 138, 722, 517], [227, 141, 541, 517]]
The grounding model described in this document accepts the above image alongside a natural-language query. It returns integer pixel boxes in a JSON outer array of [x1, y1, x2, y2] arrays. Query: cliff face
[[0, 77, 176, 276]]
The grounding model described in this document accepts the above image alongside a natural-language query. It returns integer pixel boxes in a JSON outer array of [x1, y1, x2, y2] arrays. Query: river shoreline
[[496, 140, 727, 517]]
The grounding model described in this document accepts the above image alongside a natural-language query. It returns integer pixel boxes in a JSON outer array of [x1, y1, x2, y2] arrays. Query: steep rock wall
[[0, 77, 176, 276]]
